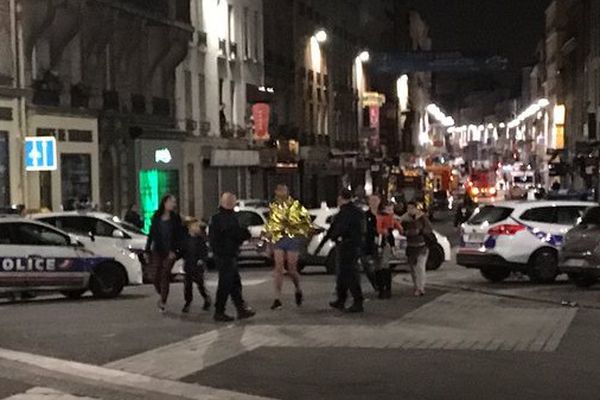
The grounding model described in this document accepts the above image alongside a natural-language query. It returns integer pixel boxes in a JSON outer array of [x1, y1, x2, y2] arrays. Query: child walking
[[182, 217, 212, 313]]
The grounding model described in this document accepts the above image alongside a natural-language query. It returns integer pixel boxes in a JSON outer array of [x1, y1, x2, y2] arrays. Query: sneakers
[[345, 302, 364, 313], [270, 299, 283, 310], [157, 300, 166, 313], [237, 307, 256, 320], [213, 313, 235, 322], [181, 302, 191, 314], [295, 291, 303, 307]]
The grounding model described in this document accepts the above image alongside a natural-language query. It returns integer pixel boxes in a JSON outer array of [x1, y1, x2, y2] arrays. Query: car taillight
[[488, 224, 526, 236]]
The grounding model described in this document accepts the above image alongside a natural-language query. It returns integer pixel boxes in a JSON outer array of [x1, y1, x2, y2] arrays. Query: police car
[[29, 211, 181, 282], [457, 200, 595, 283], [0, 217, 141, 299]]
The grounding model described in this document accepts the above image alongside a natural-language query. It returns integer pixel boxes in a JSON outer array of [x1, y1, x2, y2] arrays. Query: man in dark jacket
[[209, 192, 255, 322], [316, 189, 365, 313]]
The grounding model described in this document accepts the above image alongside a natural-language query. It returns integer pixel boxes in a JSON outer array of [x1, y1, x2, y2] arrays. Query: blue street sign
[[24, 136, 57, 171]]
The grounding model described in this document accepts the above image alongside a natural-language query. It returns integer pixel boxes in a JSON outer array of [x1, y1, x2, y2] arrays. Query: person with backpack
[[181, 217, 211, 314], [399, 201, 433, 297]]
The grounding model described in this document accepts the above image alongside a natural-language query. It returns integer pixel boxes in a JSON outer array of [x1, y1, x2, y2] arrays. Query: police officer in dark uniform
[[316, 189, 365, 313]]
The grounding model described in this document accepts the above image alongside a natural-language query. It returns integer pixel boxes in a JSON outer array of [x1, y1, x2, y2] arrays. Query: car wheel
[[60, 289, 87, 299], [528, 248, 558, 284], [90, 262, 126, 299], [325, 251, 337, 275], [426, 244, 445, 271], [480, 266, 511, 283], [568, 273, 598, 288]]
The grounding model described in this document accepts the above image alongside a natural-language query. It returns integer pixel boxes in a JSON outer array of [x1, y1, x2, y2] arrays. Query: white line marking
[[0, 348, 276, 400]]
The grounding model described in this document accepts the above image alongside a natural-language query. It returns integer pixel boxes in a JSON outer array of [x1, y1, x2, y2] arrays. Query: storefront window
[[61, 154, 91, 210], [139, 169, 180, 232], [0, 132, 8, 207]]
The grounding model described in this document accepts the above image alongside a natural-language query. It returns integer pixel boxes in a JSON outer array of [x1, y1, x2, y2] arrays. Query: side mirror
[[88, 231, 95, 242], [112, 229, 125, 239]]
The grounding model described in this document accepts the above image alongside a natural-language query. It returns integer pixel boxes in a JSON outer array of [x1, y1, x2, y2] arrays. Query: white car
[[0, 217, 139, 298], [236, 199, 270, 209], [30, 211, 177, 282], [457, 200, 595, 283], [301, 206, 451, 274], [231, 206, 271, 264]]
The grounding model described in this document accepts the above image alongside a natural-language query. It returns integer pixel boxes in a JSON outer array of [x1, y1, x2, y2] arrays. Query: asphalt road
[[1, 216, 600, 399]]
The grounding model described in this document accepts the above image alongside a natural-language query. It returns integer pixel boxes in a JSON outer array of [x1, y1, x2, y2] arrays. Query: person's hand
[[143, 252, 151, 264]]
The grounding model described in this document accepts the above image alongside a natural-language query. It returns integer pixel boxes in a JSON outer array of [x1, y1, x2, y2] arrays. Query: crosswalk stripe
[[0, 348, 275, 400], [105, 291, 578, 381], [2, 387, 100, 400]]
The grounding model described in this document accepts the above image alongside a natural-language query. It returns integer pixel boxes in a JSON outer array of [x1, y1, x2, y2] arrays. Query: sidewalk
[[399, 261, 600, 309]]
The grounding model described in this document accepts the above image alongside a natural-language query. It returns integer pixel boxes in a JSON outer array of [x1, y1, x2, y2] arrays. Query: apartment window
[[253, 11, 259, 60], [0, 132, 9, 208], [198, 73, 206, 121], [219, 79, 224, 105], [230, 80, 236, 124], [184, 70, 193, 120], [243, 7, 250, 59], [228, 5, 235, 44], [187, 163, 195, 215]]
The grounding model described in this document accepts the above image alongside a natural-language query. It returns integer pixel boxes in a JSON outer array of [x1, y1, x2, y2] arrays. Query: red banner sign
[[252, 103, 270, 141]]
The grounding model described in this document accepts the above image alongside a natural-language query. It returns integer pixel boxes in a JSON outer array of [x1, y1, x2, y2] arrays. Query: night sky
[[409, 0, 552, 77]]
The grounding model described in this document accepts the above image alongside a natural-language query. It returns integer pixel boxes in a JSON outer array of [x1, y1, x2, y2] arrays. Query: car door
[[10, 221, 89, 290], [0, 223, 28, 289], [517, 206, 564, 248]]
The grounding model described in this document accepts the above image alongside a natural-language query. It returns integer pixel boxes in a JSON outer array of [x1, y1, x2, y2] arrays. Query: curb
[[398, 276, 600, 311]]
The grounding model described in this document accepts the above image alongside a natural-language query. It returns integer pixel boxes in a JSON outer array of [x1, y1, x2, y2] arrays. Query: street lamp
[[314, 29, 328, 43], [358, 50, 370, 63]]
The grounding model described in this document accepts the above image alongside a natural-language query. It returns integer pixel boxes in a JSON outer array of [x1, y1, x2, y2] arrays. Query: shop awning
[[211, 149, 260, 167]]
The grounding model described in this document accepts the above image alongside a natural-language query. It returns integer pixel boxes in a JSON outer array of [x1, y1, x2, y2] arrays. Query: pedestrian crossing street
[[2, 388, 98, 400], [106, 292, 578, 380]]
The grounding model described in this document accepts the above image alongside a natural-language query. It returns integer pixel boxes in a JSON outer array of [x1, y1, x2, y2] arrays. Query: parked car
[[236, 199, 270, 209], [30, 211, 179, 283], [560, 206, 600, 287], [0, 217, 140, 299], [230, 206, 272, 265], [301, 207, 451, 274], [457, 200, 594, 283]]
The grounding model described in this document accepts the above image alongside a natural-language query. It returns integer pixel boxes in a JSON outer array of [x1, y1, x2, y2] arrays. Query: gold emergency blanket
[[264, 198, 312, 242]]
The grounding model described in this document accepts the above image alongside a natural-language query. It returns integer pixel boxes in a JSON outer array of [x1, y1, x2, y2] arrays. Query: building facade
[[3, 0, 192, 219], [175, 0, 266, 220], [263, 0, 364, 207]]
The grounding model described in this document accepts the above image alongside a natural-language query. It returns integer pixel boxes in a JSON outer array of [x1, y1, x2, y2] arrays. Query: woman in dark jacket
[[145, 194, 184, 312]]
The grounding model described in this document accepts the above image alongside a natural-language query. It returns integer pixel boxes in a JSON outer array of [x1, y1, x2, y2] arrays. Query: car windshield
[[468, 206, 513, 225], [581, 207, 600, 226], [115, 220, 145, 235]]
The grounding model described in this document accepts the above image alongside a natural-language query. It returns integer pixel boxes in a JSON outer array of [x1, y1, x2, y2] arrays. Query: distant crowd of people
[[144, 184, 435, 322]]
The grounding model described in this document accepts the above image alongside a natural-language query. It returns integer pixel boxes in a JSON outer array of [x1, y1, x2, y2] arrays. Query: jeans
[[152, 252, 175, 304], [407, 246, 429, 292], [214, 256, 244, 314], [336, 246, 363, 304]]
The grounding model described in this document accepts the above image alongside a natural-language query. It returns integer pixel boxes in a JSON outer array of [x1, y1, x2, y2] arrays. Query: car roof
[[484, 200, 596, 212], [30, 211, 114, 219]]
